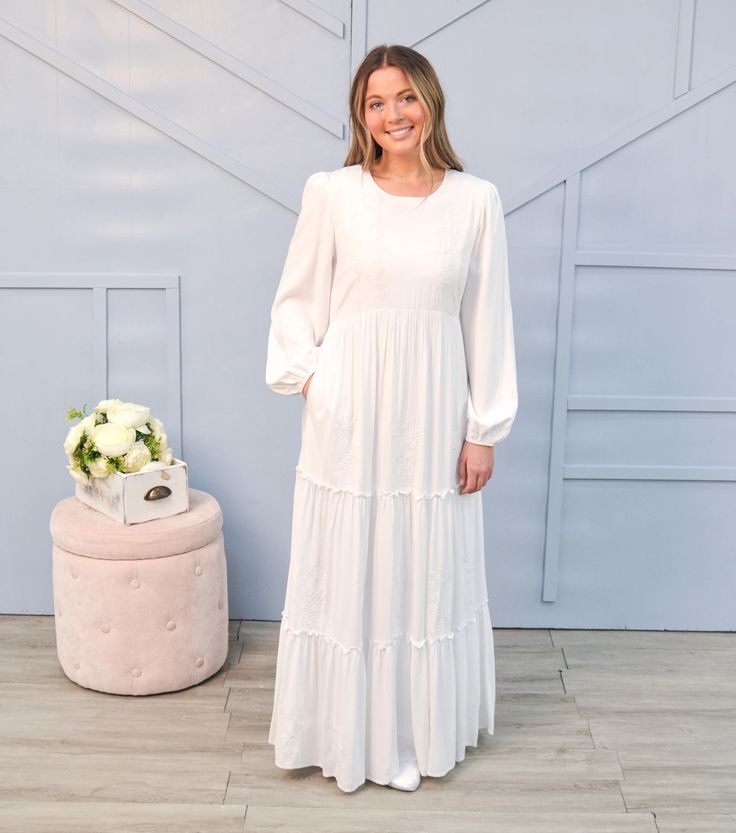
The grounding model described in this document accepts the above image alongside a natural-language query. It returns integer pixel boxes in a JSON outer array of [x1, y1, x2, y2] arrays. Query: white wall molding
[[0, 273, 182, 460]]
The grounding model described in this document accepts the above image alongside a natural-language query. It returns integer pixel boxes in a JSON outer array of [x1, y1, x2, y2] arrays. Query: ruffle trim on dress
[[295, 465, 459, 500], [280, 598, 490, 655]]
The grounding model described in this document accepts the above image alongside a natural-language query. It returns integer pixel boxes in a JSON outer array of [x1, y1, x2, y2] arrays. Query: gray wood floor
[[0, 615, 733, 833]]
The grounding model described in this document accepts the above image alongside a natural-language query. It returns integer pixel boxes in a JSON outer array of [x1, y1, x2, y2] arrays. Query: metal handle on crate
[[144, 485, 172, 501]]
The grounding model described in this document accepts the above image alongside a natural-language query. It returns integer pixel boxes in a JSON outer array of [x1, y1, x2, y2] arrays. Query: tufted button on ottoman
[[49, 487, 229, 695]]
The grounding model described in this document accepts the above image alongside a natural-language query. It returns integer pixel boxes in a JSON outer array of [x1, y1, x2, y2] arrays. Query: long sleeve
[[265, 171, 334, 395], [459, 181, 518, 446]]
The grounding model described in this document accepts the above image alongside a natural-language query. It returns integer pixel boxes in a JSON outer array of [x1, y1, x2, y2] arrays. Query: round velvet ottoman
[[49, 487, 229, 695]]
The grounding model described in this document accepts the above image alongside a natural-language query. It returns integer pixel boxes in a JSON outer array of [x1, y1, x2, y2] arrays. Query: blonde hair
[[343, 44, 464, 189]]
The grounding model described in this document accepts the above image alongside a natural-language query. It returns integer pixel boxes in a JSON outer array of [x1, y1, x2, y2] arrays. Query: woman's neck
[[371, 156, 439, 184]]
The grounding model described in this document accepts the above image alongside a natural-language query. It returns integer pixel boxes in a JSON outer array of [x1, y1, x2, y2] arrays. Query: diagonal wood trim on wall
[[4, 9, 735, 215], [0, 14, 343, 213], [111, 0, 345, 128], [508, 62, 736, 214], [278, 0, 346, 36]]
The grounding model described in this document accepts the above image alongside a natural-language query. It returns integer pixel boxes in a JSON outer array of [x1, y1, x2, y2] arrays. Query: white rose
[[149, 417, 166, 439], [67, 464, 90, 484], [138, 460, 167, 473], [80, 414, 99, 436], [63, 422, 85, 456], [122, 441, 152, 473], [160, 446, 173, 465], [88, 456, 114, 478], [94, 398, 124, 415], [106, 402, 151, 430], [91, 422, 136, 457]]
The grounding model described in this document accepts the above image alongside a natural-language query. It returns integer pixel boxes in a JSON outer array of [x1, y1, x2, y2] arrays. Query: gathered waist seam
[[327, 306, 461, 332]]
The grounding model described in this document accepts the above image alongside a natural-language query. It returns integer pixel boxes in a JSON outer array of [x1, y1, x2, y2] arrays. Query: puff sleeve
[[459, 181, 518, 446], [265, 171, 334, 395]]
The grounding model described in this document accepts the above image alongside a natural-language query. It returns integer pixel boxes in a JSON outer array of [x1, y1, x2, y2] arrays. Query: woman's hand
[[457, 441, 494, 494], [302, 373, 315, 398]]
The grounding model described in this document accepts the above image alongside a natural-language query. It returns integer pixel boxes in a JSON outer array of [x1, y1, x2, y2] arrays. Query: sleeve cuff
[[465, 421, 513, 447], [265, 345, 322, 396]]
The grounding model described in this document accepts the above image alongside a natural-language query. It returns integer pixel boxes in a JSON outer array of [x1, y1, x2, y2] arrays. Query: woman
[[265, 44, 518, 793]]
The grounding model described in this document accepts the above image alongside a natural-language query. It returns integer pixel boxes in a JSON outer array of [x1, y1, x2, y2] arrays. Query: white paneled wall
[[1, 1, 734, 628]]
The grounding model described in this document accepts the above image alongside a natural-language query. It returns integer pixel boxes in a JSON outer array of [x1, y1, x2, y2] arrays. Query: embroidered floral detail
[[460, 536, 477, 613], [392, 424, 420, 489], [433, 211, 456, 254], [359, 183, 387, 299], [426, 561, 455, 634], [275, 699, 307, 762], [432, 209, 465, 311], [295, 558, 328, 630], [331, 421, 355, 486]]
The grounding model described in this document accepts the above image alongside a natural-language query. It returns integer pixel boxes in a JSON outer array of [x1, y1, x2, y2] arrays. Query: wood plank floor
[[0, 615, 733, 832]]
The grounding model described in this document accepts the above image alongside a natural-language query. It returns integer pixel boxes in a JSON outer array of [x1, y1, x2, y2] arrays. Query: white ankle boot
[[388, 758, 421, 791]]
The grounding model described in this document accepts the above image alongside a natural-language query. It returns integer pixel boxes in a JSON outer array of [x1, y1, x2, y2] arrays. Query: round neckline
[[364, 166, 450, 201]]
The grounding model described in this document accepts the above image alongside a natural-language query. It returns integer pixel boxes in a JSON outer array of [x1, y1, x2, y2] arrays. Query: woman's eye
[[368, 94, 415, 110]]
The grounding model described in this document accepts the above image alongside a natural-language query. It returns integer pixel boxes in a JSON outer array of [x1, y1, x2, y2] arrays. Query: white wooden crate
[[74, 458, 189, 524]]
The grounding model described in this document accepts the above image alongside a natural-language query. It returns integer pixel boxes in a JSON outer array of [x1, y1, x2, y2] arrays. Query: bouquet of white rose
[[64, 399, 174, 484]]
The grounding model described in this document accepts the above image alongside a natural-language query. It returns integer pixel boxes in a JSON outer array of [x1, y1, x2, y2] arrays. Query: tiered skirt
[[267, 308, 497, 793]]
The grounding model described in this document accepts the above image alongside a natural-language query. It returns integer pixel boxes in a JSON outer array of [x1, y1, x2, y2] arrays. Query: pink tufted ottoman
[[50, 487, 229, 695]]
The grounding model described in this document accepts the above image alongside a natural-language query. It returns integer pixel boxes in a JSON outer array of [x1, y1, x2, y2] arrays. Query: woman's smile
[[386, 125, 414, 139]]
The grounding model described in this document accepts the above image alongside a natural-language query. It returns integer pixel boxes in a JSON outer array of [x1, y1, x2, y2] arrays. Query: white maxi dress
[[265, 163, 518, 793]]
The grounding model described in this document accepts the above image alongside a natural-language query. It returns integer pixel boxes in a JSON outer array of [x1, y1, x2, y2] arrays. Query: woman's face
[[363, 66, 427, 159]]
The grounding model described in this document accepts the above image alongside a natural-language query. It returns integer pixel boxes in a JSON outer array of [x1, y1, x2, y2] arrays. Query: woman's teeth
[[387, 126, 413, 137]]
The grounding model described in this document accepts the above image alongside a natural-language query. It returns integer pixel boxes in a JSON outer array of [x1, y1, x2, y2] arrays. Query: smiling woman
[[266, 43, 518, 795], [357, 54, 455, 198]]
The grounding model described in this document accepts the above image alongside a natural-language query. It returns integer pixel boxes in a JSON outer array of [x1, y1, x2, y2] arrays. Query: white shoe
[[388, 758, 421, 791]]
